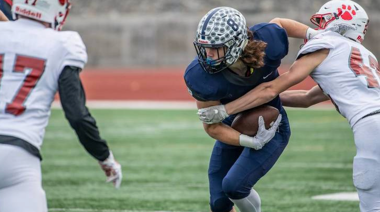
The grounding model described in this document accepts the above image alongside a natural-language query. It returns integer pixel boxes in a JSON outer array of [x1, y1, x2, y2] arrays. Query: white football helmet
[[194, 7, 249, 74], [12, 0, 71, 31], [311, 0, 369, 43]]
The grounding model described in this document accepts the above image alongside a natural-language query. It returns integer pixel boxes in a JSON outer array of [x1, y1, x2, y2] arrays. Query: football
[[231, 105, 280, 136]]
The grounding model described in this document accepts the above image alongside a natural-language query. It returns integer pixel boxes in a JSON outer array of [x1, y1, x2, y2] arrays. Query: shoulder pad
[[251, 23, 289, 61], [184, 59, 228, 102], [297, 31, 336, 59], [59, 31, 88, 69]]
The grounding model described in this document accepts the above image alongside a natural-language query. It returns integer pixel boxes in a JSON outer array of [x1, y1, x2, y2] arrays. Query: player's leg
[[208, 140, 244, 212], [222, 110, 291, 212], [229, 188, 262, 212], [352, 115, 380, 212], [0, 144, 47, 212]]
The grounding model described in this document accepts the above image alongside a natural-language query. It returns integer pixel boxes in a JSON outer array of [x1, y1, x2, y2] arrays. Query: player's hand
[[239, 114, 282, 150], [197, 105, 229, 124], [306, 28, 321, 40], [99, 151, 122, 189], [304, 28, 323, 44]]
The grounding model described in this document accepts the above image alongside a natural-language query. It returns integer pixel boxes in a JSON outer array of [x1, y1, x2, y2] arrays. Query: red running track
[[77, 67, 319, 101]]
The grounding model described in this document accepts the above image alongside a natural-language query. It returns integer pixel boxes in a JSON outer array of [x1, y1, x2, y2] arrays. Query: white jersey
[[0, 19, 87, 149], [298, 31, 380, 127]]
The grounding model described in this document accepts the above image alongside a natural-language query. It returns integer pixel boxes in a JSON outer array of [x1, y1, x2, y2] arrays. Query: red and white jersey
[[0, 19, 87, 149], [298, 31, 380, 127]]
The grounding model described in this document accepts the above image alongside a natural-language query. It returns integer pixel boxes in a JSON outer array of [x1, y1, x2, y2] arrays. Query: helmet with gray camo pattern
[[194, 7, 249, 74]]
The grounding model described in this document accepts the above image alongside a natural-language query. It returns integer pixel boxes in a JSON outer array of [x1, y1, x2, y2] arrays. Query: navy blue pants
[[208, 109, 291, 212]]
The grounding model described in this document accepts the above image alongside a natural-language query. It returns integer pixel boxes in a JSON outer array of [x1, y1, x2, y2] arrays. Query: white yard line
[[49, 209, 204, 212], [49, 192, 359, 212], [52, 100, 335, 110], [312, 192, 359, 201]]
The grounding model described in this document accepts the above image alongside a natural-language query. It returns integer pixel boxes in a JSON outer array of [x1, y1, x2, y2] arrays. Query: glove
[[305, 28, 320, 40], [304, 28, 322, 45], [99, 151, 122, 189], [197, 105, 229, 124], [239, 114, 282, 150]]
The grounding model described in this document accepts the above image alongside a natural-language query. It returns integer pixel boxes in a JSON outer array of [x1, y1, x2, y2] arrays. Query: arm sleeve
[[58, 66, 110, 161]]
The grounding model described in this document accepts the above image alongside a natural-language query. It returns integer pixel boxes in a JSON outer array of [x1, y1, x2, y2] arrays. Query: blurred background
[[2, 0, 379, 101], [65, 0, 380, 68], [52, 0, 379, 102]]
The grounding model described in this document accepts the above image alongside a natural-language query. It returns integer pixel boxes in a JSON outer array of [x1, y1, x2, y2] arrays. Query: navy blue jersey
[[184, 23, 288, 116]]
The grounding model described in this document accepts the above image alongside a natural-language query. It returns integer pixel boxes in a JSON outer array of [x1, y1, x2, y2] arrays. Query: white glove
[[239, 114, 282, 150], [305, 28, 320, 40], [99, 151, 122, 189], [197, 105, 229, 124]]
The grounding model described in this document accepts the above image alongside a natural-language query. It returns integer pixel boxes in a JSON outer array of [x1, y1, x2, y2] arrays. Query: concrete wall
[[64, 0, 380, 68]]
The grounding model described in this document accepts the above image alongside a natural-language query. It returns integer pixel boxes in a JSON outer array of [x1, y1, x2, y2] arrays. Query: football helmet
[[194, 7, 249, 74], [310, 0, 369, 43], [12, 0, 71, 31]]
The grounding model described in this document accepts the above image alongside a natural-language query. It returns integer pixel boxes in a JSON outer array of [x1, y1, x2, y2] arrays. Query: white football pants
[[0, 144, 47, 212], [352, 115, 380, 212]]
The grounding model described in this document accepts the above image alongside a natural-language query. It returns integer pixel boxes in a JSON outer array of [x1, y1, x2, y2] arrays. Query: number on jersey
[[0, 55, 46, 116], [25, 0, 38, 6], [349, 47, 380, 88]]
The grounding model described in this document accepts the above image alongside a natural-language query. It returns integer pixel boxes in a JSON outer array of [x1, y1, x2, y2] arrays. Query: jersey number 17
[[0, 54, 46, 116]]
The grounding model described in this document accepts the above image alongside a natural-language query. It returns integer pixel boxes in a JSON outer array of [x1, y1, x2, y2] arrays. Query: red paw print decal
[[338, 4, 356, 20]]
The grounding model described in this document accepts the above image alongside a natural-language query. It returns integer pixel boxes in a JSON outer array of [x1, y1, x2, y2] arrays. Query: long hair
[[240, 28, 267, 69]]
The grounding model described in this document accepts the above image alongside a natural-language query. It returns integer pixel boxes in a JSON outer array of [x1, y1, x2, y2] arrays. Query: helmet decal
[[338, 4, 356, 20], [200, 8, 221, 40]]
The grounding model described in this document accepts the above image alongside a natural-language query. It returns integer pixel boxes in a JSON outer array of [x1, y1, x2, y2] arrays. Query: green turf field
[[43, 108, 358, 212]]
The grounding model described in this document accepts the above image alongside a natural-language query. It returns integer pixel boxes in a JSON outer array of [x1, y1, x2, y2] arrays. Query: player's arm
[[197, 100, 281, 150], [198, 49, 330, 123], [58, 66, 122, 188], [197, 100, 240, 146], [0, 10, 9, 21], [270, 18, 319, 40], [280, 85, 330, 108], [225, 49, 329, 114]]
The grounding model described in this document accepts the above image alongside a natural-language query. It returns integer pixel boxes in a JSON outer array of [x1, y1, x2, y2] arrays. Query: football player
[[185, 7, 320, 212], [197, 1, 379, 211], [0, 1, 122, 212]]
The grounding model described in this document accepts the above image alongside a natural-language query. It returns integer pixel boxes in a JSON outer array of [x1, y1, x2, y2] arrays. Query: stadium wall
[[65, 0, 380, 68]]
